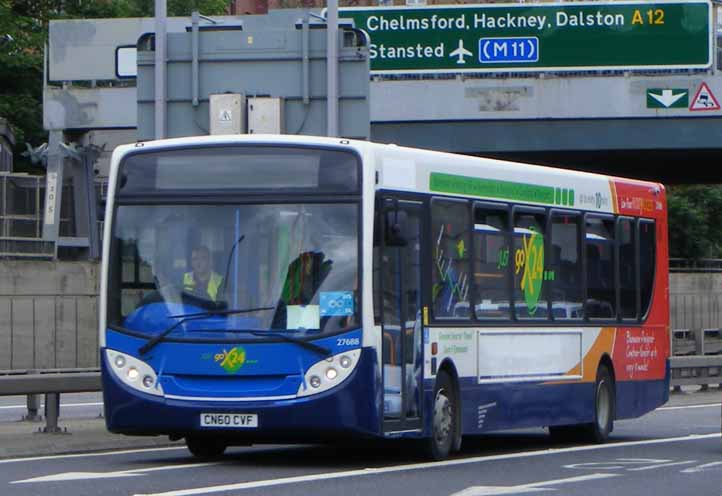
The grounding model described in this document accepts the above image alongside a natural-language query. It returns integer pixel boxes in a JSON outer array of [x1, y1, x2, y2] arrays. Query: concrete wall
[[670, 272, 722, 331], [0, 261, 98, 372]]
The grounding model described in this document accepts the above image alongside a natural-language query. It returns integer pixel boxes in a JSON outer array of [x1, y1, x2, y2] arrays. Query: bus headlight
[[297, 349, 361, 398], [105, 349, 164, 397]]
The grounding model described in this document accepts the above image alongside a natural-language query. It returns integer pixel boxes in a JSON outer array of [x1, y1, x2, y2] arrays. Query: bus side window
[[639, 219, 656, 319], [431, 198, 471, 320], [585, 216, 616, 319], [473, 203, 510, 320], [550, 212, 583, 320], [618, 218, 638, 320], [513, 209, 547, 320]]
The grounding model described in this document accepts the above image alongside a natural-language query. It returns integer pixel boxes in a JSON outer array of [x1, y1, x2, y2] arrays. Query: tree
[[0, 0, 230, 172], [667, 185, 722, 260]]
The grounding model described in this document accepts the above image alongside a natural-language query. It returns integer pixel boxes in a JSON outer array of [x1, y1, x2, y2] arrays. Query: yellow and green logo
[[514, 228, 555, 316], [214, 347, 246, 373]]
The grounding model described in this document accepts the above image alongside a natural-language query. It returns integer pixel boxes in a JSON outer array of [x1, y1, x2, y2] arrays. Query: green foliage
[[667, 185, 722, 260], [0, 0, 229, 171]]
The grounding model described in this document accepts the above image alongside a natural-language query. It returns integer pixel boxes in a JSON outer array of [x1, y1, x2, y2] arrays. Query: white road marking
[[12, 462, 220, 484], [627, 460, 697, 471], [0, 402, 103, 410], [656, 403, 721, 411], [682, 461, 722, 473], [0, 446, 186, 465], [134, 433, 721, 496], [565, 458, 697, 472], [449, 473, 619, 496]]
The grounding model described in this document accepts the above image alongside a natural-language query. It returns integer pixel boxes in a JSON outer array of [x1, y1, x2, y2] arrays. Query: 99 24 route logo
[[202, 347, 258, 374]]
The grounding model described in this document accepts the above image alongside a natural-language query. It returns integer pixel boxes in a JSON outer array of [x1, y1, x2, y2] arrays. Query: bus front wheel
[[425, 371, 457, 460], [186, 436, 227, 459]]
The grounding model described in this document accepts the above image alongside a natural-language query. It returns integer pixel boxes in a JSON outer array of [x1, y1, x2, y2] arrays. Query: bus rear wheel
[[585, 364, 615, 443], [425, 371, 456, 460], [186, 436, 227, 459]]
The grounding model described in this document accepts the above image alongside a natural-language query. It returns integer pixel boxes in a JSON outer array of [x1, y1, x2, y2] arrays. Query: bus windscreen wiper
[[250, 331, 331, 358], [138, 306, 275, 356]]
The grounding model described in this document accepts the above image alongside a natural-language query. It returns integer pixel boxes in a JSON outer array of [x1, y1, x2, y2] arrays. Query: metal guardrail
[[670, 258, 722, 273], [671, 328, 722, 389], [0, 368, 101, 433]]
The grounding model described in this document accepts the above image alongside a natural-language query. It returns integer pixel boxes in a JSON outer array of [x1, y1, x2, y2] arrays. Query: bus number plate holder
[[200, 413, 258, 428]]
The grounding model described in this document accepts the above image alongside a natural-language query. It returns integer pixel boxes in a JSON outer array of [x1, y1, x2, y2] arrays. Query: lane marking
[[682, 461, 722, 473], [134, 433, 721, 496], [450, 473, 619, 496], [656, 403, 721, 412], [0, 402, 104, 411], [627, 460, 697, 471], [0, 446, 186, 465], [12, 462, 220, 484]]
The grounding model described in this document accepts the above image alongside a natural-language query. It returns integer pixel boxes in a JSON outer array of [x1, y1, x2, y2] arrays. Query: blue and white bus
[[101, 135, 669, 459]]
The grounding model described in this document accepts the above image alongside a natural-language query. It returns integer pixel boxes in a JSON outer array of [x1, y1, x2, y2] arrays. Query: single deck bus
[[100, 135, 669, 459]]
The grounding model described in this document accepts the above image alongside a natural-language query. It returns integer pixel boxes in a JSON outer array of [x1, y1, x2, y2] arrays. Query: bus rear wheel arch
[[549, 361, 615, 444]]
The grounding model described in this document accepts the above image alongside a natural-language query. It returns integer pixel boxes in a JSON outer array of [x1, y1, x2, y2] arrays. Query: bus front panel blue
[[102, 328, 381, 440]]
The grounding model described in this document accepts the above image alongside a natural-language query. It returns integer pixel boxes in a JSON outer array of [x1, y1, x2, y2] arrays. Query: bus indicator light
[[432, 342, 438, 355]]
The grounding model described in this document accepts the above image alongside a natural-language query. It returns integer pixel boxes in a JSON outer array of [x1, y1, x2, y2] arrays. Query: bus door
[[381, 198, 424, 433]]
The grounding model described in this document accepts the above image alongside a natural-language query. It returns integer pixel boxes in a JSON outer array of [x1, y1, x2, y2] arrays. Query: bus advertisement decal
[[613, 327, 665, 381]]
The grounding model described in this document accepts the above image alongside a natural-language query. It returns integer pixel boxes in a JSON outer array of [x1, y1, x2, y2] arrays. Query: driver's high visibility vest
[[183, 272, 223, 301]]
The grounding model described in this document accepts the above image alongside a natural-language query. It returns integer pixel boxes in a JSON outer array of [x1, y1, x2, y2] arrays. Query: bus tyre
[[425, 371, 456, 460], [186, 436, 227, 459], [585, 365, 615, 443]]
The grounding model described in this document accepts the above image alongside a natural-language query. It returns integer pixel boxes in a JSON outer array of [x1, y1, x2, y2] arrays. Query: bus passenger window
[[431, 198, 471, 320], [513, 210, 547, 320], [550, 212, 583, 320], [618, 218, 637, 319], [639, 220, 656, 318], [585, 216, 616, 319], [473, 204, 510, 320]]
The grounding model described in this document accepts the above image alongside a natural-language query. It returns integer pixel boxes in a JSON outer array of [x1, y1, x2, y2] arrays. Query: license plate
[[200, 413, 258, 428]]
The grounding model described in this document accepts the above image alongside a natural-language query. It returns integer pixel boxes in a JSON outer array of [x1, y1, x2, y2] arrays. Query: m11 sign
[[340, 1, 712, 74]]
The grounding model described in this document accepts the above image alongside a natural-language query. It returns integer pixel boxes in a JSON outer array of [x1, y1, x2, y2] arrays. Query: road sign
[[646, 89, 688, 108], [689, 82, 720, 111], [340, 1, 711, 74]]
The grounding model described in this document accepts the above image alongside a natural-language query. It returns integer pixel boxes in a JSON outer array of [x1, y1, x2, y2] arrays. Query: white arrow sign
[[648, 89, 687, 108], [11, 461, 220, 484], [449, 473, 619, 496]]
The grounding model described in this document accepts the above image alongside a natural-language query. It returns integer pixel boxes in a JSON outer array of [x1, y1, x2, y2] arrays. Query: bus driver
[[183, 245, 223, 302]]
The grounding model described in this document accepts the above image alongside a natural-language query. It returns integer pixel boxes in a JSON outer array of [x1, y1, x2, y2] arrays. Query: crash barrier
[[671, 328, 722, 390], [0, 368, 101, 432]]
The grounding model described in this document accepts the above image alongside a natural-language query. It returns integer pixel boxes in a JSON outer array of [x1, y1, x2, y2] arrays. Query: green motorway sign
[[339, 1, 711, 73]]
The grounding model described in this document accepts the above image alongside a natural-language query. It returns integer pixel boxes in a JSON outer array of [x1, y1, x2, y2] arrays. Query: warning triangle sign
[[689, 83, 721, 111]]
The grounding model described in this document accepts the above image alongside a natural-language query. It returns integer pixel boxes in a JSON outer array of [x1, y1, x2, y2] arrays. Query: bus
[[100, 135, 669, 460]]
